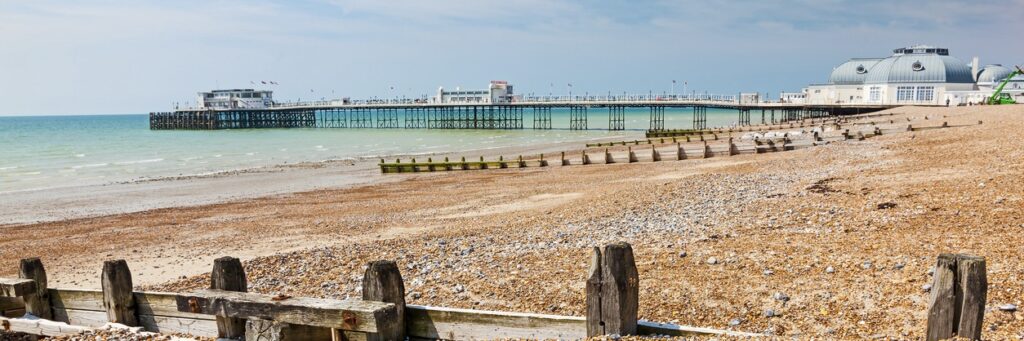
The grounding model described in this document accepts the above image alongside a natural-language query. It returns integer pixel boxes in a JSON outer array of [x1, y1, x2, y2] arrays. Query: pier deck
[[150, 99, 896, 131]]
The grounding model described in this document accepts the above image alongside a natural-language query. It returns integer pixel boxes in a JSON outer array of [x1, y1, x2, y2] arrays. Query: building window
[[916, 86, 934, 102], [869, 87, 881, 102], [897, 86, 915, 102]]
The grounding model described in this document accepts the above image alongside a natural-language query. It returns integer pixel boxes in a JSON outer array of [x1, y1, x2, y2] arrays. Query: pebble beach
[[2, 105, 1023, 339]]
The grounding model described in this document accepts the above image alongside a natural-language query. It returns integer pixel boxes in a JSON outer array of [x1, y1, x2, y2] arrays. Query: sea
[[0, 108, 742, 193]]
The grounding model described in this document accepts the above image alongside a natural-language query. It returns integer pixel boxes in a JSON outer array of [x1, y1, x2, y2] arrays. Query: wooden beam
[[101, 259, 138, 326], [407, 305, 585, 340], [585, 247, 602, 337], [361, 261, 406, 341], [0, 316, 92, 337], [175, 289, 396, 333], [20, 258, 51, 319], [638, 321, 764, 337], [957, 256, 987, 340], [586, 243, 639, 337], [0, 278, 36, 298], [926, 254, 988, 341], [210, 256, 247, 339]]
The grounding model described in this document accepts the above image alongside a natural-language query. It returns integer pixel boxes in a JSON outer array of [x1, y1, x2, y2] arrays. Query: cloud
[[0, 0, 1020, 115]]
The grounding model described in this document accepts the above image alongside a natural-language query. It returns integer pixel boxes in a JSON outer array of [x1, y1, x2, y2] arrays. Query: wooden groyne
[[1, 243, 763, 340], [379, 120, 973, 174], [0, 245, 991, 340]]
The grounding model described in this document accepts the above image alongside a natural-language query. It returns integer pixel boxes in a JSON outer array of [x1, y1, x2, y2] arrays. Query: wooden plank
[[246, 319, 334, 341], [0, 316, 92, 337], [405, 305, 586, 340], [0, 297, 24, 312], [49, 289, 104, 311], [175, 289, 396, 333], [52, 307, 109, 328], [638, 321, 763, 337], [138, 313, 218, 337], [134, 292, 214, 320], [101, 259, 138, 326], [0, 278, 36, 297]]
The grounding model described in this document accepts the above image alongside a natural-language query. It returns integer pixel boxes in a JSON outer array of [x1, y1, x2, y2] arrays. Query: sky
[[0, 0, 1022, 115]]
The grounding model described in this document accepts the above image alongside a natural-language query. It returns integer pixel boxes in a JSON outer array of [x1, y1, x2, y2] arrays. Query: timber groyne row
[[0, 245, 990, 340], [378, 114, 974, 174]]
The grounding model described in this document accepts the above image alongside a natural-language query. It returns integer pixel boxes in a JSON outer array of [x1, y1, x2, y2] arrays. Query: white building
[[435, 81, 520, 104], [198, 89, 274, 109], [806, 46, 976, 106], [779, 91, 807, 104]]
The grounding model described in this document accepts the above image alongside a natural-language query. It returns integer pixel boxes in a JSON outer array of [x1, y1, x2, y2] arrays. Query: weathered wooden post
[[702, 141, 711, 158], [605, 149, 614, 164], [676, 143, 686, 160], [582, 150, 591, 165], [586, 242, 639, 337], [539, 154, 548, 167], [926, 254, 987, 341], [19, 258, 51, 319], [728, 138, 737, 156], [907, 124, 913, 132], [101, 260, 137, 326], [212, 257, 247, 339], [561, 152, 569, 166], [361, 261, 406, 341], [651, 146, 660, 162], [628, 147, 638, 163]]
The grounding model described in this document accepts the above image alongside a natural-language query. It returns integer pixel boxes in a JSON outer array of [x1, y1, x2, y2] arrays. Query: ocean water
[[0, 108, 742, 193]]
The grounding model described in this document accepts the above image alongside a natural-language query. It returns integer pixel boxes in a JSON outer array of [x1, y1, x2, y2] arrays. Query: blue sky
[[1, 0, 1022, 115]]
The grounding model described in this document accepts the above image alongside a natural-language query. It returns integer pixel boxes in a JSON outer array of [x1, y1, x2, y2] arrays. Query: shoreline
[[0, 132, 640, 226], [3, 105, 1021, 338]]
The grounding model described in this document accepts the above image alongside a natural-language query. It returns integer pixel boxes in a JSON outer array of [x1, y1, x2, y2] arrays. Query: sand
[[2, 105, 1023, 339]]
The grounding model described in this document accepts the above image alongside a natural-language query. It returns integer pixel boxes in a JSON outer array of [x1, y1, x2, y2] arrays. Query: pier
[[150, 96, 895, 131]]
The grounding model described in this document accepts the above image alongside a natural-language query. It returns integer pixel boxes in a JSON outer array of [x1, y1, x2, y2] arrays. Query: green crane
[[987, 65, 1023, 105]]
